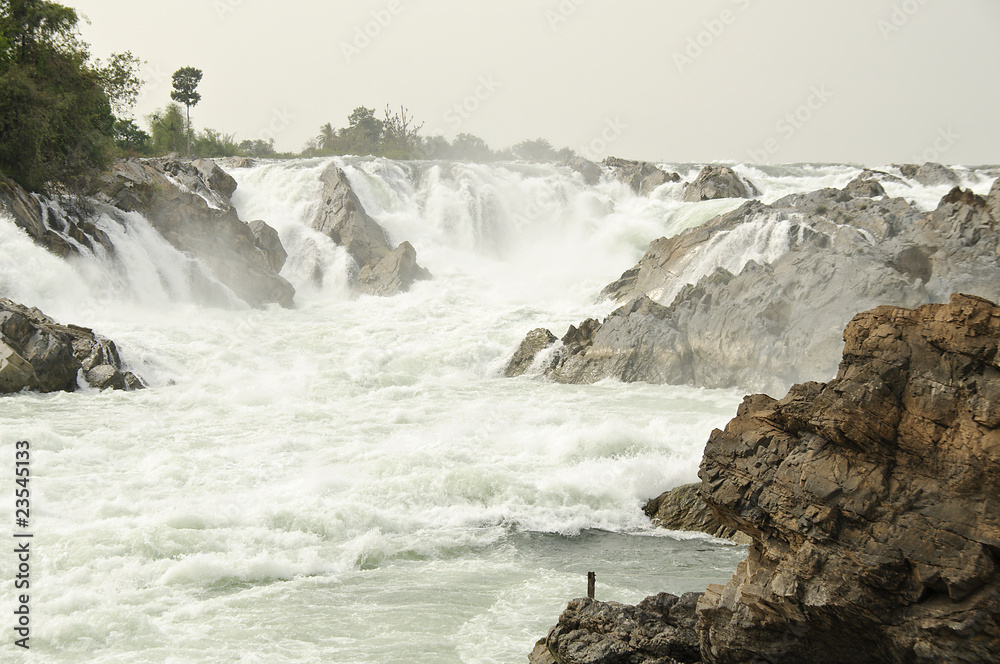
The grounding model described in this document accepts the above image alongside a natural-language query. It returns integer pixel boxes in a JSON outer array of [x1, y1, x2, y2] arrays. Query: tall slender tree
[[170, 66, 202, 154]]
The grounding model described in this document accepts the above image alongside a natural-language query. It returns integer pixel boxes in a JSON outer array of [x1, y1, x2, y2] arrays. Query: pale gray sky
[[71, 0, 999, 165]]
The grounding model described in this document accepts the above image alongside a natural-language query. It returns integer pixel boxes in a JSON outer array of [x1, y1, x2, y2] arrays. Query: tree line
[[1, 0, 580, 195]]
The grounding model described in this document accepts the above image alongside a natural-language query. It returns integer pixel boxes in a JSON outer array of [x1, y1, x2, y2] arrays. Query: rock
[[311, 164, 393, 269], [696, 294, 1000, 664], [0, 298, 144, 394], [0, 174, 114, 258], [355, 241, 431, 297], [95, 158, 294, 308], [683, 166, 759, 202], [504, 328, 557, 377], [192, 158, 238, 199], [564, 157, 603, 187], [522, 179, 1000, 395], [536, 593, 703, 664], [843, 174, 887, 198], [604, 157, 681, 195], [643, 483, 749, 543], [896, 162, 961, 187], [248, 220, 288, 273]]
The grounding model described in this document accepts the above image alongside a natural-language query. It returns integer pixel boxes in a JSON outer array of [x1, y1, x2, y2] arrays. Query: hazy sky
[[69, 0, 999, 166]]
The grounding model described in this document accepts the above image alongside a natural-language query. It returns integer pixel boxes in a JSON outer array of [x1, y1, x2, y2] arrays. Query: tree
[[451, 133, 493, 161], [0, 0, 124, 192], [512, 138, 558, 162], [382, 105, 424, 157], [345, 106, 383, 154], [147, 103, 185, 155], [170, 66, 202, 154]]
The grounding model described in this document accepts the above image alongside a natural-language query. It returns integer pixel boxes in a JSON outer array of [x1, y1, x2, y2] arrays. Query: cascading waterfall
[[1, 158, 996, 663]]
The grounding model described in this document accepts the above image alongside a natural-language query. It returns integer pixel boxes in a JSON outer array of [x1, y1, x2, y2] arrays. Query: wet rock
[[697, 294, 1000, 664], [843, 174, 887, 198], [643, 483, 749, 543], [564, 156, 603, 187], [682, 166, 759, 202], [0, 298, 144, 394], [96, 158, 295, 309], [249, 220, 287, 273], [604, 157, 681, 195], [896, 162, 961, 187], [535, 593, 703, 664], [504, 328, 558, 378], [355, 241, 431, 297], [521, 179, 1000, 395]]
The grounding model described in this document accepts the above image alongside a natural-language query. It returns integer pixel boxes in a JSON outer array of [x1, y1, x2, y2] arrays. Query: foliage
[[0, 0, 129, 192], [114, 117, 149, 155], [94, 50, 142, 119], [147, 103, 185, 155], [170, 66, 202, 154]]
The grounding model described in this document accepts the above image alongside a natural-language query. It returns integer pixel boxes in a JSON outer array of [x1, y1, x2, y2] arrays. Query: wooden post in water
[[587, 572, 596, 599]]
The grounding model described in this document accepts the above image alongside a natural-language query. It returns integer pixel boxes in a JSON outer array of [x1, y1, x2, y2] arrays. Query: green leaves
[[170, 66, 202, 109]]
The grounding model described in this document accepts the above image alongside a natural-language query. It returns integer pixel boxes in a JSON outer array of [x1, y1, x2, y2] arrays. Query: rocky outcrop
[[604, 157, 681, 196], [355, 241, 431, 297], [310, 164, 430, 296], [530, 295, 1000, 663], [531, 593, 703, 664], [514, 179, 1000, 395], [896, 162, 960, 187], [96, 158, 295, 308], [696, 294, 1000, 663], [683, 166, 760, 203], [643, 483, 748, 543], [0, 174, 115, 258], [1, 298, 144, 394], [564, 157, 603, 187], [843, 173, 886, 198], [505, 328, 558, 377], [249, 220, 287, 273]]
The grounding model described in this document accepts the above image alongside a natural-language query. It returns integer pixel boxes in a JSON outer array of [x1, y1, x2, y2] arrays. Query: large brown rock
[[0, 298, 144, 394], [643, 483, 749, 543], [697, 294, 1000, 663]]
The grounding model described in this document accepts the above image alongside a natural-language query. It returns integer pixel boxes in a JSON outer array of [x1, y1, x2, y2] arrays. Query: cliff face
[[699, 294, 1000, 663], [530, 295, 1000, 663]]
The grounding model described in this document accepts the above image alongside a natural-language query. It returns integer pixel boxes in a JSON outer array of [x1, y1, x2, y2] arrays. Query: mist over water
[[1, 158, 994, 662]]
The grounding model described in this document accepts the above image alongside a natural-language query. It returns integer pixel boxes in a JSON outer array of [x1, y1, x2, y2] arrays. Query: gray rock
[[249, 220, 288, 273], [564, 157, 603, 186], [311, 164, 392, 269], [518, 179, 1000, 395], [192, 158, 238, 199], [682, 165, 759, 202], [504, 328, 557, 377], [96, 158, 295, 309], [895, 162, 960, 186], [843, 174, 886, 198], [355, 241, 431, 297], [535, 593, 703, 664], [604, 157, 681, 195], [0, 298, 144, 394]]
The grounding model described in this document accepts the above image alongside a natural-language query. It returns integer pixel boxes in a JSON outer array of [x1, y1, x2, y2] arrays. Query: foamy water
[[1, 158, 994, 662]]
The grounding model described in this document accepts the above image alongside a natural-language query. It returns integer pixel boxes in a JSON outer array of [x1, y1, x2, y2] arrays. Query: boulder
[[682, 166, 759, 202], [504, 328, 557, 377], [249, 220, 288, 273], [311, 164, 393, 269], [564, 156, 603, 187], [533, 593, 703, 664], [0, 298, 144, 394], [96, 158, 295, 309], [843, 174, 886, 198], [696, 294, 1000, 664], [896, 162, 961, 187], [604, 157, 681, 195], [355, 241, 431, 297]]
